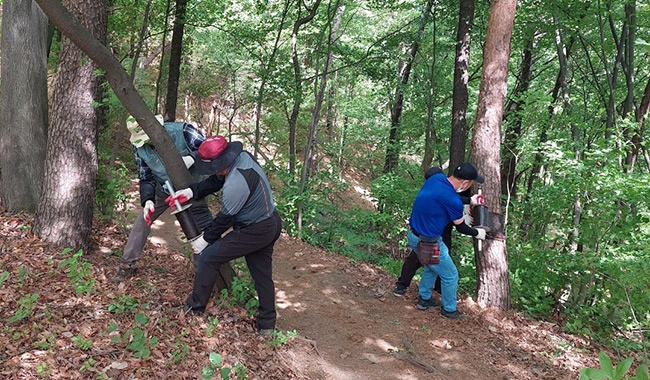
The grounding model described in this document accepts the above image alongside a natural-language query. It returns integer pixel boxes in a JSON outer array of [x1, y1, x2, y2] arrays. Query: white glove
[[475, 228, 486, 240], [470, 194, 485, 206], [463, 205, 473, 226], [182, 155, 194, 169], [143, 200, 155, 226], [190, 234, 209, 254]]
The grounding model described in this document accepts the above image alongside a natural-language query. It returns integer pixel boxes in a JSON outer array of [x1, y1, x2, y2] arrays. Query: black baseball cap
[[453, 162, 484, 183]]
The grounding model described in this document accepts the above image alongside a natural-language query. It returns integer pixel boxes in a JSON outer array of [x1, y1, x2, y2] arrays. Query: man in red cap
[[166, 136, 282, 335]]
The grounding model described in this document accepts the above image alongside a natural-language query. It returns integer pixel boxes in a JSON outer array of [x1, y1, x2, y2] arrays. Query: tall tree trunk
[[297, 1, 343, 238], [163, 0, 188, 121], [0, 0, 49, 212], [448, 0, 475, 173], [33, 0, 108, 253], [421, 10, 441, 172], [383, 0, 434, 174], [288, 0, 321, 175], [155, 0, 172, 113], [501, 35, 537, 199], [470, 0, 516, 311]]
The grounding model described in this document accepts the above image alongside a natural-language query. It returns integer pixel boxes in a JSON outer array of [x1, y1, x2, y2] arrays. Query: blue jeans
[[408, 230, 459, 313]]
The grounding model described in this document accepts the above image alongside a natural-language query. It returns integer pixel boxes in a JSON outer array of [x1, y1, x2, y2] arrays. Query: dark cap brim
[[195, 141, 243, 174], [475, 175, 485, 183]]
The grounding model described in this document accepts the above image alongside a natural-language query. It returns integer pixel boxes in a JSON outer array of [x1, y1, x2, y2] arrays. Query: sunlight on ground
[[275, 289, 307, 312], [363, 337, 399, 353]]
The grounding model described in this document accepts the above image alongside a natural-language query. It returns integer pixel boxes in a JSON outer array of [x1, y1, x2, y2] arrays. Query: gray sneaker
[[416, 296, 441, 310], [111, 266, 137, 283]]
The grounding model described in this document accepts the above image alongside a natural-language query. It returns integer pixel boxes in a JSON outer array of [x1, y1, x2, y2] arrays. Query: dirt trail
[[143, 206, 586, 380]]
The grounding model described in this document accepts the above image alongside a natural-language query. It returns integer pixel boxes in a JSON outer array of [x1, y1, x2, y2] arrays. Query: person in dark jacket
[[166, 136, 282, 335], [113, 116, 213, 282]]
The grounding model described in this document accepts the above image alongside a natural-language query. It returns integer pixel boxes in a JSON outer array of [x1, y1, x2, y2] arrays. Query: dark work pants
[[186, 211, 282, 330], [396, 222, 454, 292]]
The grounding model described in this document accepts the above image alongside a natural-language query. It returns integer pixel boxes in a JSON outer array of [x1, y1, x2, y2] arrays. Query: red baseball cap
[[195, 136, 243, 174]]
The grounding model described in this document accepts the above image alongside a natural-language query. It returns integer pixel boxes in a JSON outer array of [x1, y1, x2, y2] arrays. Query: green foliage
[[107, 295, 140, 314], [71, 334, 93, 351], [0, 271, 9, 287], [79, 358, 96, 372], [218, 274, 259, 315], [268, 329, 298, 346], [8, 293, 39, 323], [579, 352, 648, 380], [202, 352, 249, 380], [58, 248, 95, 295], [96, 125, 132, 221], [109, 313, 158, 359]]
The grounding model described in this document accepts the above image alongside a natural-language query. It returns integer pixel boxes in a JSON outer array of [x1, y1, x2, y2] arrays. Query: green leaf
[[201, 367, 215, 379], [584, 368, 610, 380], [598, 352, 614, 377], [209, 352, 223, 366], [134, 313, 149, 325], [630, 364, 649, 380], [220, 367, 231, 380], [613, 358, 634, 379]]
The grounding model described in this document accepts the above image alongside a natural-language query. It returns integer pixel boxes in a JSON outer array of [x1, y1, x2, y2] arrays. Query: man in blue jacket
[[407, 163, 487, 319], [166, 136, 282, 335]]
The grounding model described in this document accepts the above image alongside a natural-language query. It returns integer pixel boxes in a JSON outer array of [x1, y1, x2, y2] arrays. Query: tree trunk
[[163, 0, 187, 122], [297, 2, 343, 238], [383, 0, 434, 174], [33, 0, 107, 253], [501, 35, 537, 199], [288, 0, 321, 176], [470, 0, 516, 311], [33, 0, 237, 290], [0, 0, 49, 212], [448, 0, 475, 173]]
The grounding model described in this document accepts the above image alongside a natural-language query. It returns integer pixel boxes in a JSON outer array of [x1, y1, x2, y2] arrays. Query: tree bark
[[33, 0, 236, 289], [163, 0, 188, 121], [33, 0, 107, 253], [470, 0, 516, 311], [448, 0, 475, 173], [0, 0, 49, 212]]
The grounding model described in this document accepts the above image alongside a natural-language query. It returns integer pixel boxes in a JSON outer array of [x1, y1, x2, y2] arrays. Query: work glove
[[182, 155, 194, 169], [463, 205, 473, 226], [189, 234, 209, 254], [470, 194, 485, 206], [165, 188, 193, 210], [143, 200, 155, 226], [475, 228, 486, 240]]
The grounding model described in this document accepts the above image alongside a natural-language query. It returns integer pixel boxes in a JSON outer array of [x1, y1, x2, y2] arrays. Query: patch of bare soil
[[0, 196, 600, 379]]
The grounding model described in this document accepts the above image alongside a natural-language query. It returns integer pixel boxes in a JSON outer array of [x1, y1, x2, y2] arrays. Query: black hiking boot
[[111, 266, 137, 283], [393, 285, 407, 297], [440, 309, 466, 319], [416, 296, 441, 310]]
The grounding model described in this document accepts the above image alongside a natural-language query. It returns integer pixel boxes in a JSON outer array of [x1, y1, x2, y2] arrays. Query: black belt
[[411, 228, 421, 237]]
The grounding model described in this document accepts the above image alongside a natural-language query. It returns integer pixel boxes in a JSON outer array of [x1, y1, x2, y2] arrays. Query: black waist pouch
[[416, 236, 440, 265]]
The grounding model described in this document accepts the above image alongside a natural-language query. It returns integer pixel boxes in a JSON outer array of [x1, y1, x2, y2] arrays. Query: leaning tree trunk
[[0, 0, 49, 212], [33, 0, 107, 253], [470, 0, 516, 311]]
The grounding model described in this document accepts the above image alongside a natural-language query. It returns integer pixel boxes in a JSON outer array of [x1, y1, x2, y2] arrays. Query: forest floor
[[0, 181, 606, 379]]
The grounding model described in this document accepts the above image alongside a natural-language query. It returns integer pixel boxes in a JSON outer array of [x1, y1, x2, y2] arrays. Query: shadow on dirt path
[[272, 236, 587, 380]]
